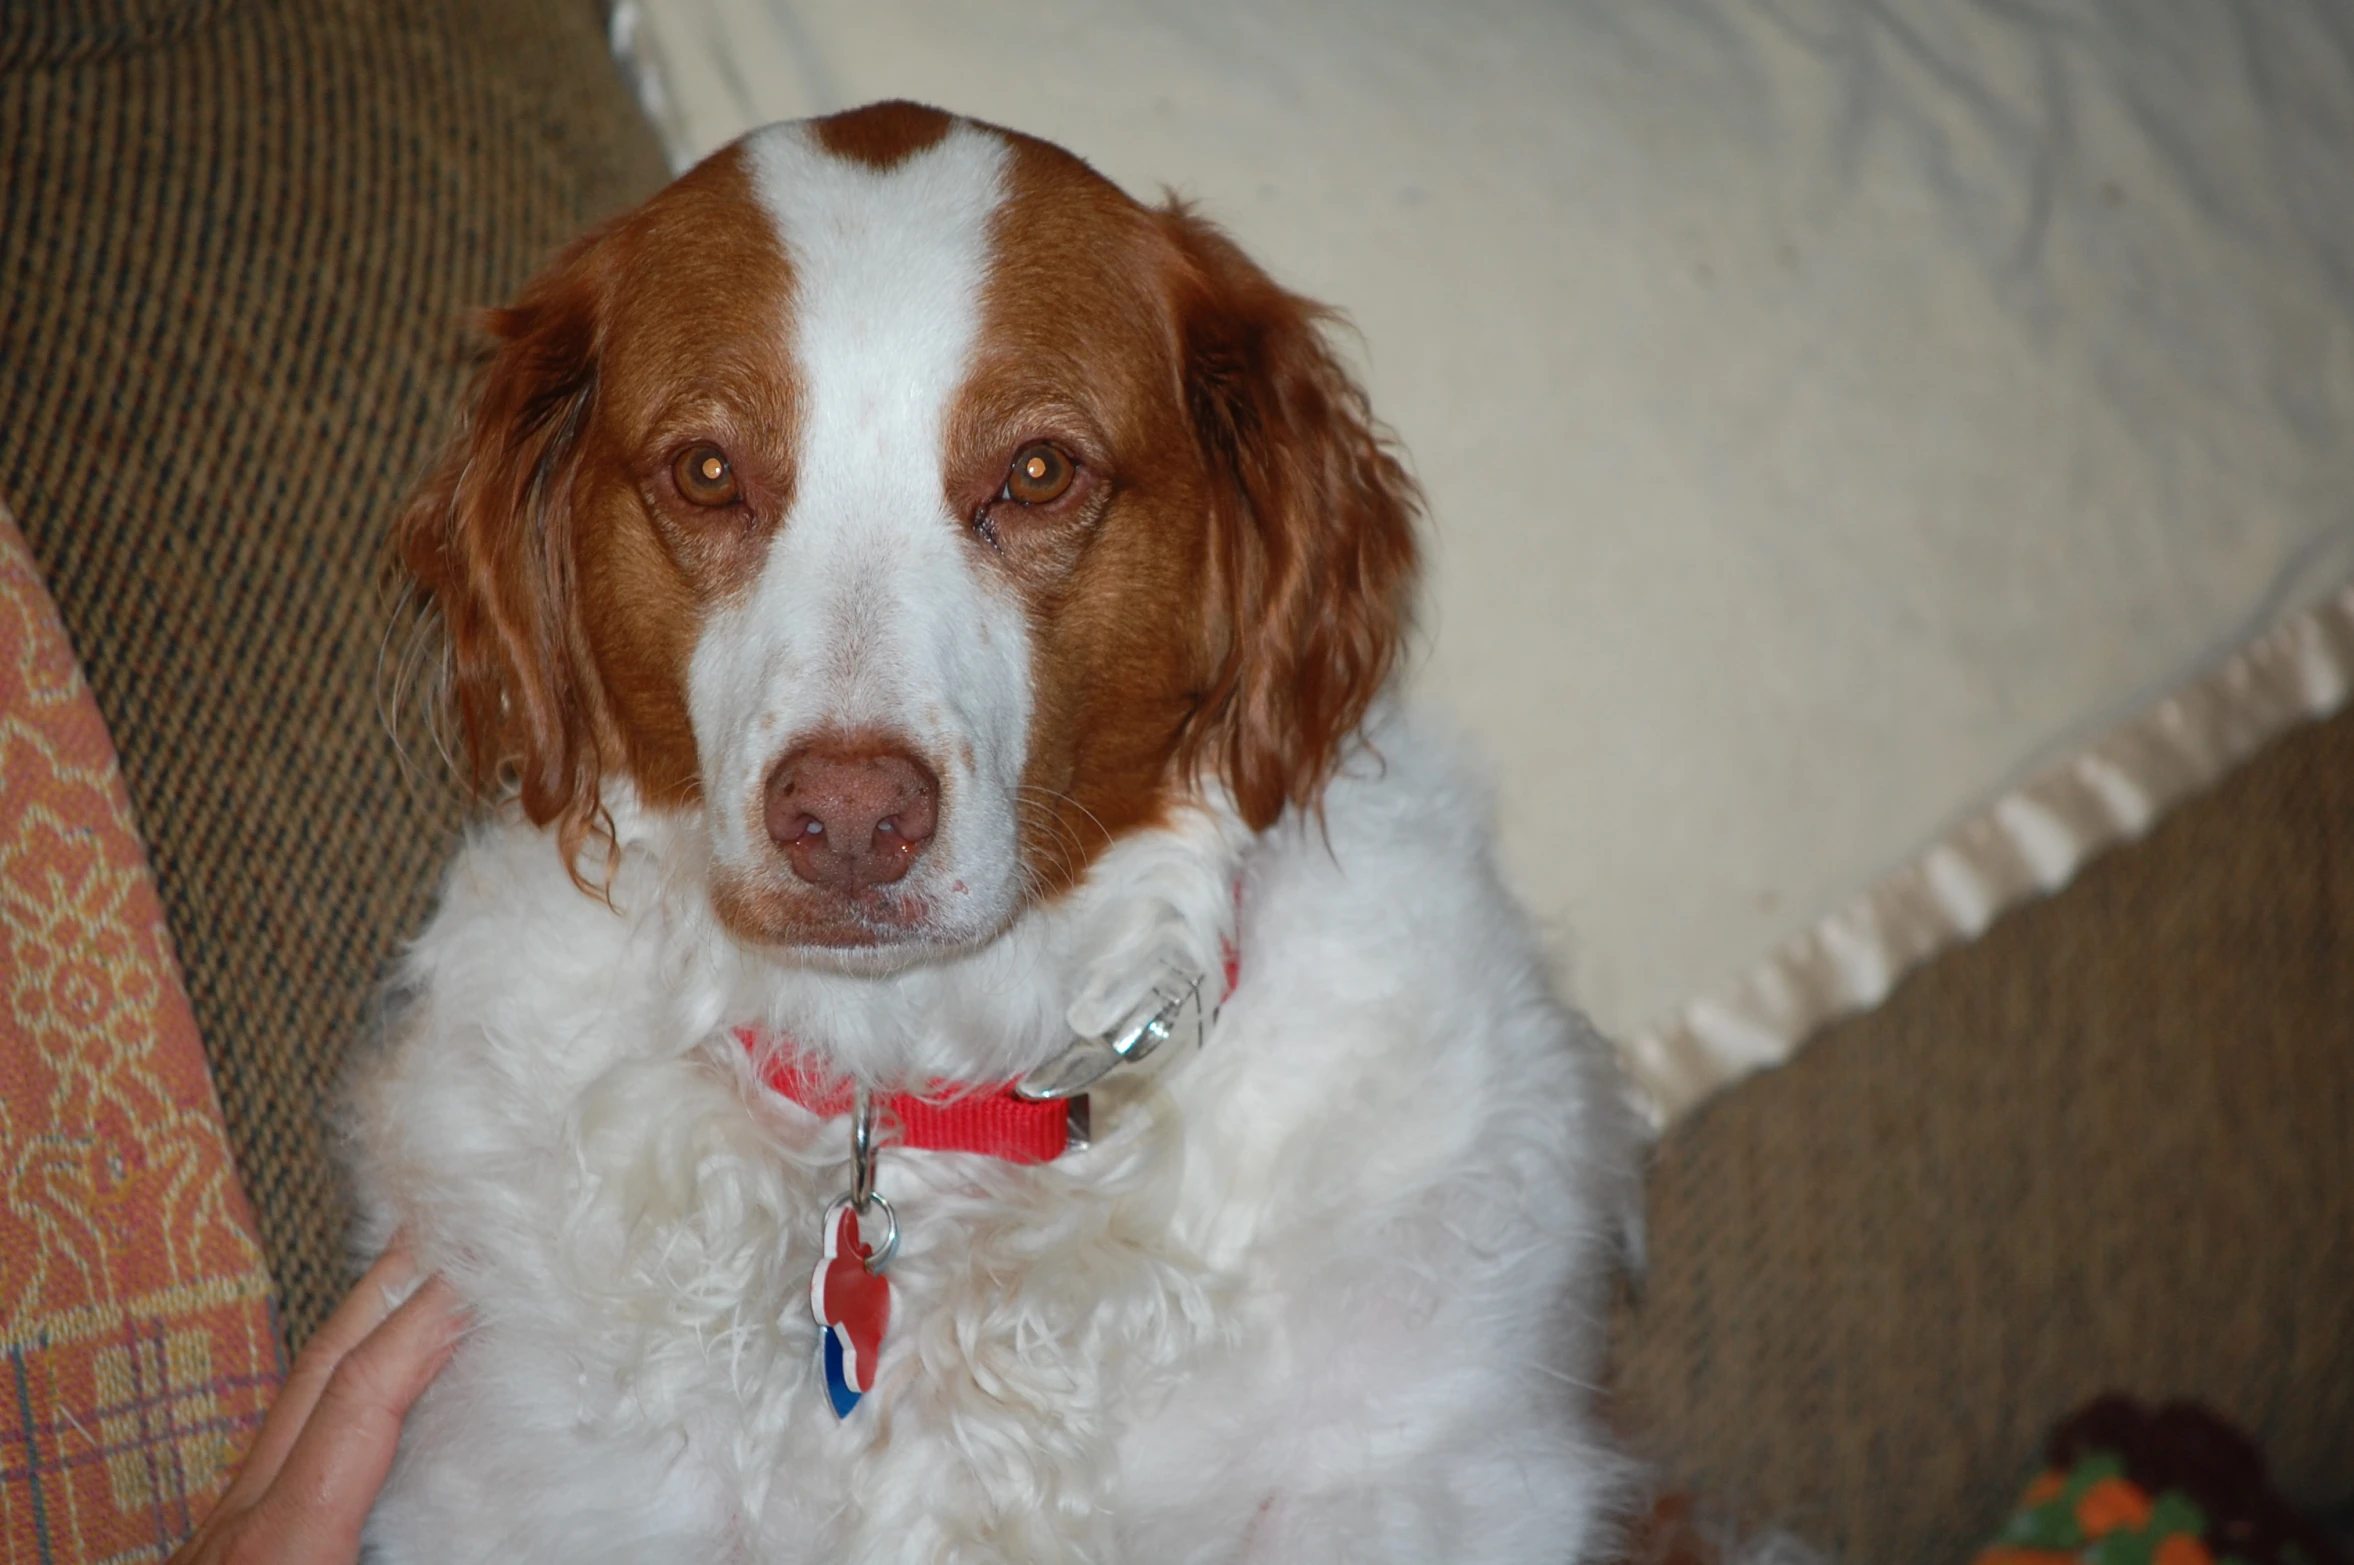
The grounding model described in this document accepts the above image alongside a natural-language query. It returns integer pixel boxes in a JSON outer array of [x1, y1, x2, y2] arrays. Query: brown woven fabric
[[1613, 703, 2354, 1560], [0, 0, 669, 1346]]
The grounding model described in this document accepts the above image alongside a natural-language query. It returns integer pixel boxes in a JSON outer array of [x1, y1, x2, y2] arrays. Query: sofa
[[2, 1, 2345, 1558]]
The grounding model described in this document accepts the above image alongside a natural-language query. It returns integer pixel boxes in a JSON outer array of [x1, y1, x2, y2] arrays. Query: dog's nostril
[[764, 741, 940, 889]]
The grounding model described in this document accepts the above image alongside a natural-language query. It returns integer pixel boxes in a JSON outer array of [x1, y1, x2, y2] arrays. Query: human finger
[[225, 1240, 424, 1506], [235, 1273, 467, 1562]]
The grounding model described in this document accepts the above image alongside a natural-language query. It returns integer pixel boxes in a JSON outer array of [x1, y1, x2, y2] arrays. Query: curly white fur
[[349, 711, 1641, 1563]]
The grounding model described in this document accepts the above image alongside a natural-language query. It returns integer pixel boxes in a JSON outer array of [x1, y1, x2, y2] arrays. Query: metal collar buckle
[[1011, 965, 1211, 1149]]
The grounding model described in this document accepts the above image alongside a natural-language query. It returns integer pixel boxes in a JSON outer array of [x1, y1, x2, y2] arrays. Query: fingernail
[[416, 1275, 474, 1346], [374, 1245, 427, 1313]]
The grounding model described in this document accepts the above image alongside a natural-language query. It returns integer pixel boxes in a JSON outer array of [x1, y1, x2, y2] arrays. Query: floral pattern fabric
[[1, 502, 282, 1563]]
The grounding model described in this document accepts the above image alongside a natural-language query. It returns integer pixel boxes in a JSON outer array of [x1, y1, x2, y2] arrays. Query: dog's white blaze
[[688, 123, 1029, 943]]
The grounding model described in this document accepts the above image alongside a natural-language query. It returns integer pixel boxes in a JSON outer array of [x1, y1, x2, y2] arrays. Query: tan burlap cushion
[[0, 0, 668, 1345], [1613, 703, 2354, 1560]]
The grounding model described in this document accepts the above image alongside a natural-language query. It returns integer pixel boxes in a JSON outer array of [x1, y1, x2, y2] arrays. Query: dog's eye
[[673, 444, 740, 507], [1002, 443, 1074, 506]]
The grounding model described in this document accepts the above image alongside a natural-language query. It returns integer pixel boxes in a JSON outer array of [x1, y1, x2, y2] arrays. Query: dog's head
[[401, 102, 1416, 966]]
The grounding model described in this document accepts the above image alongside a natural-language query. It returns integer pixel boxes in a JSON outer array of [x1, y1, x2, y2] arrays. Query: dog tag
[[810, 1201, 890, 1418]]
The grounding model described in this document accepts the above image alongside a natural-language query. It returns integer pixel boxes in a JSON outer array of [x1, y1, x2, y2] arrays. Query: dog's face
[[402, 103, 1415, 966]]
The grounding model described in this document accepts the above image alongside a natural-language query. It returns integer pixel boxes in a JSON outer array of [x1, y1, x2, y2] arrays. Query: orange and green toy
[[1971, 1398, 2342, 1565], [1977, 1451, 2229, 1565]]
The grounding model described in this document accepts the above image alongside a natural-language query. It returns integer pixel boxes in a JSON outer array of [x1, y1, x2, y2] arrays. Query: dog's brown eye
[[1003, 442, 1074, 506], [673, 444, 739, 507]]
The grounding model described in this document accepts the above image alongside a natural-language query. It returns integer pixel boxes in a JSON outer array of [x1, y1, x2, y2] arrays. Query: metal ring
[[852, 1190, 894, 1280], [837, 1189, 896, 1274]]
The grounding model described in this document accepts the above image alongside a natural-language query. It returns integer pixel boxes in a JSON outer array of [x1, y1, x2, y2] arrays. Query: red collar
[[737, 884, 1243, 1167], [736, 1028, 1073, 1164]]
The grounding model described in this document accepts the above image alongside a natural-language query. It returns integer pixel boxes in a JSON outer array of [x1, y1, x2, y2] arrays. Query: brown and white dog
[[353, 101, 1639, 1563]]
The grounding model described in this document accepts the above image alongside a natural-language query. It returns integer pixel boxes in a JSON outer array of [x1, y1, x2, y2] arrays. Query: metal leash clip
[[826, 1086, 898, 1273]]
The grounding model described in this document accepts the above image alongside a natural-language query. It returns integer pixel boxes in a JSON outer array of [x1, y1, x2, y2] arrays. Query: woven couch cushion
[[0, 0, 669, 1345], [1612, 703, 2354, 1560]]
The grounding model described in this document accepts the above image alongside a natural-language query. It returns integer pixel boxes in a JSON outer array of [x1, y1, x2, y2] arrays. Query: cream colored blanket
[[618, 0, 2354, 1119]]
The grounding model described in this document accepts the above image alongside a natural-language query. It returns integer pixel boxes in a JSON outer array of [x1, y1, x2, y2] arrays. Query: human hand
[[170, 1238, 467, 1565]]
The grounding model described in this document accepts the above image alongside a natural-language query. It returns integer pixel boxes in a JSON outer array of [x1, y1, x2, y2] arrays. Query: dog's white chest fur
[[351, 716, 1637, 1563]]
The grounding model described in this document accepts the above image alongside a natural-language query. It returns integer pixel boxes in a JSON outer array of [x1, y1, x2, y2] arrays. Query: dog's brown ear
[[1163, 206, 1420, 831], [397, 232, 613, 871]]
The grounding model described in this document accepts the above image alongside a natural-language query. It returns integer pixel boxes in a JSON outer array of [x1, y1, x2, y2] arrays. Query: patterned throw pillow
[[1, 503, 283, 1562]]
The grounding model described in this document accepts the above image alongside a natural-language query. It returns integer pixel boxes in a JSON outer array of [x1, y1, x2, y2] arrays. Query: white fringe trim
[[1624, 578, 2354, 1127]]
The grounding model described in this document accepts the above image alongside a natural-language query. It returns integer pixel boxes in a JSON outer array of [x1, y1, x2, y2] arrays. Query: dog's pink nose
[[765, 740, 940, 889]]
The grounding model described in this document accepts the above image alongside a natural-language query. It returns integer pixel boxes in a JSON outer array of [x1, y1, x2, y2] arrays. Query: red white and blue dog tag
[[810, 1201, 891, 1418]]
